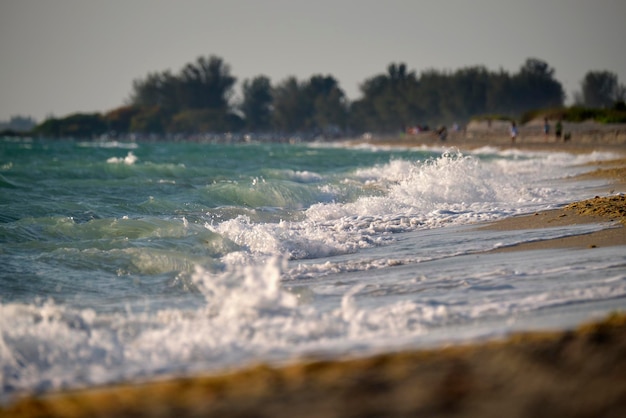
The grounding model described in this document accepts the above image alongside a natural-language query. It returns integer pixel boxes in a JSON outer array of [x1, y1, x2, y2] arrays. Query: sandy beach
[[2, 131, 625, 418], [358, 121, 626, 153]]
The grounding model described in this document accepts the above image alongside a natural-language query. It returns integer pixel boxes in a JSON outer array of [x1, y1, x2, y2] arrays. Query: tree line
[[29, 55, 626, 140]]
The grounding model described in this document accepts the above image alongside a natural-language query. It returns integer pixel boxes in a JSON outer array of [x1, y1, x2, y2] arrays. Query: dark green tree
[[485, 69, 516, 115], [271, 74, 348, 136], [272, 77, 310, 133], [446, 67, 489, 119], [129, 107, 168, 134], [240, 76, 273, 132], [103, 105, 141, 134], [177, 55, 236, 111], [128, 55, 238, 133], [580, 70, 620, 108], [33, 118, 64, 137], [350, 74, 389, 133], [384, 63, 420, 131], [512, 58, 564, 111], [349, 59, 566, 134], [34, 113, 107, 138], [169, 108, 243, 133], [306, 75, 348, 135], [352, 63, 420, 133], [411, 69, 444, 125], [129, 71, 179, 113]]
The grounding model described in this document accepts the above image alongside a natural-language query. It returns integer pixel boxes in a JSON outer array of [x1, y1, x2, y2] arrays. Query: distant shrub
[[612, 101, 626, 111], [595, 110, 626, 123], [520, 106, 626, 124], [562, 106, 600, 122], [519, 107, 564, 124]]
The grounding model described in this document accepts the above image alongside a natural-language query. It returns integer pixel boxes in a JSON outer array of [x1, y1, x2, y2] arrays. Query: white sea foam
[[203, 150, 618, 266], [283, 170, 324, 183], [78, 141, 139, 149], [106, 151, 137, 165], [3, 246, 624, 401]]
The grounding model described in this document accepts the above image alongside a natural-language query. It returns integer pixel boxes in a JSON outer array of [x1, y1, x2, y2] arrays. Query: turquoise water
[[1, 137, 625, 400], [1, 139, 431, 312]]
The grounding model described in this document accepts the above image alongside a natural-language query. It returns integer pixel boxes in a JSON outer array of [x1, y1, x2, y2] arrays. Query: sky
[[1, 0, 625, 122]]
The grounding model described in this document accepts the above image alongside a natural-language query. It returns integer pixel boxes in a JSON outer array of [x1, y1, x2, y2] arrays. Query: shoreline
[[353, 127, 626, 154], [362, 130, 626, 251], [3, 137, 626, 417], [480, 194, 626, 252]]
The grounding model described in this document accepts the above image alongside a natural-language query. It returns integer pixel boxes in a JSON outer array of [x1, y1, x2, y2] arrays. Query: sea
[[1, 136, 625, 402]]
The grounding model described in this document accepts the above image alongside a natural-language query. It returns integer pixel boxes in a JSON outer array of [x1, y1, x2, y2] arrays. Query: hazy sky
[[1, 0, 625, 122]]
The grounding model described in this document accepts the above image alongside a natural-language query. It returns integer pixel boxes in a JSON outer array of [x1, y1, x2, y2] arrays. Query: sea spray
[[212, 151, 536, 265], [106, 151, 137, 165], [0, 255, 441, 399]]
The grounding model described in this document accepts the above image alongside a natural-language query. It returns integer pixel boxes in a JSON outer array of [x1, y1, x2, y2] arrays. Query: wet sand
[[480, 147, 626, 251], [2, 134, 626, 418], [482, 194, 626, 252]]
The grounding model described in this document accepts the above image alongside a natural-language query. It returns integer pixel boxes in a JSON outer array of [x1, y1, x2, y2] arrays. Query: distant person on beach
[[555, 119, 563, 141], [437, 126, 447, 141], [510, 121, 518, 143], [543, 118, 550, 140]]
